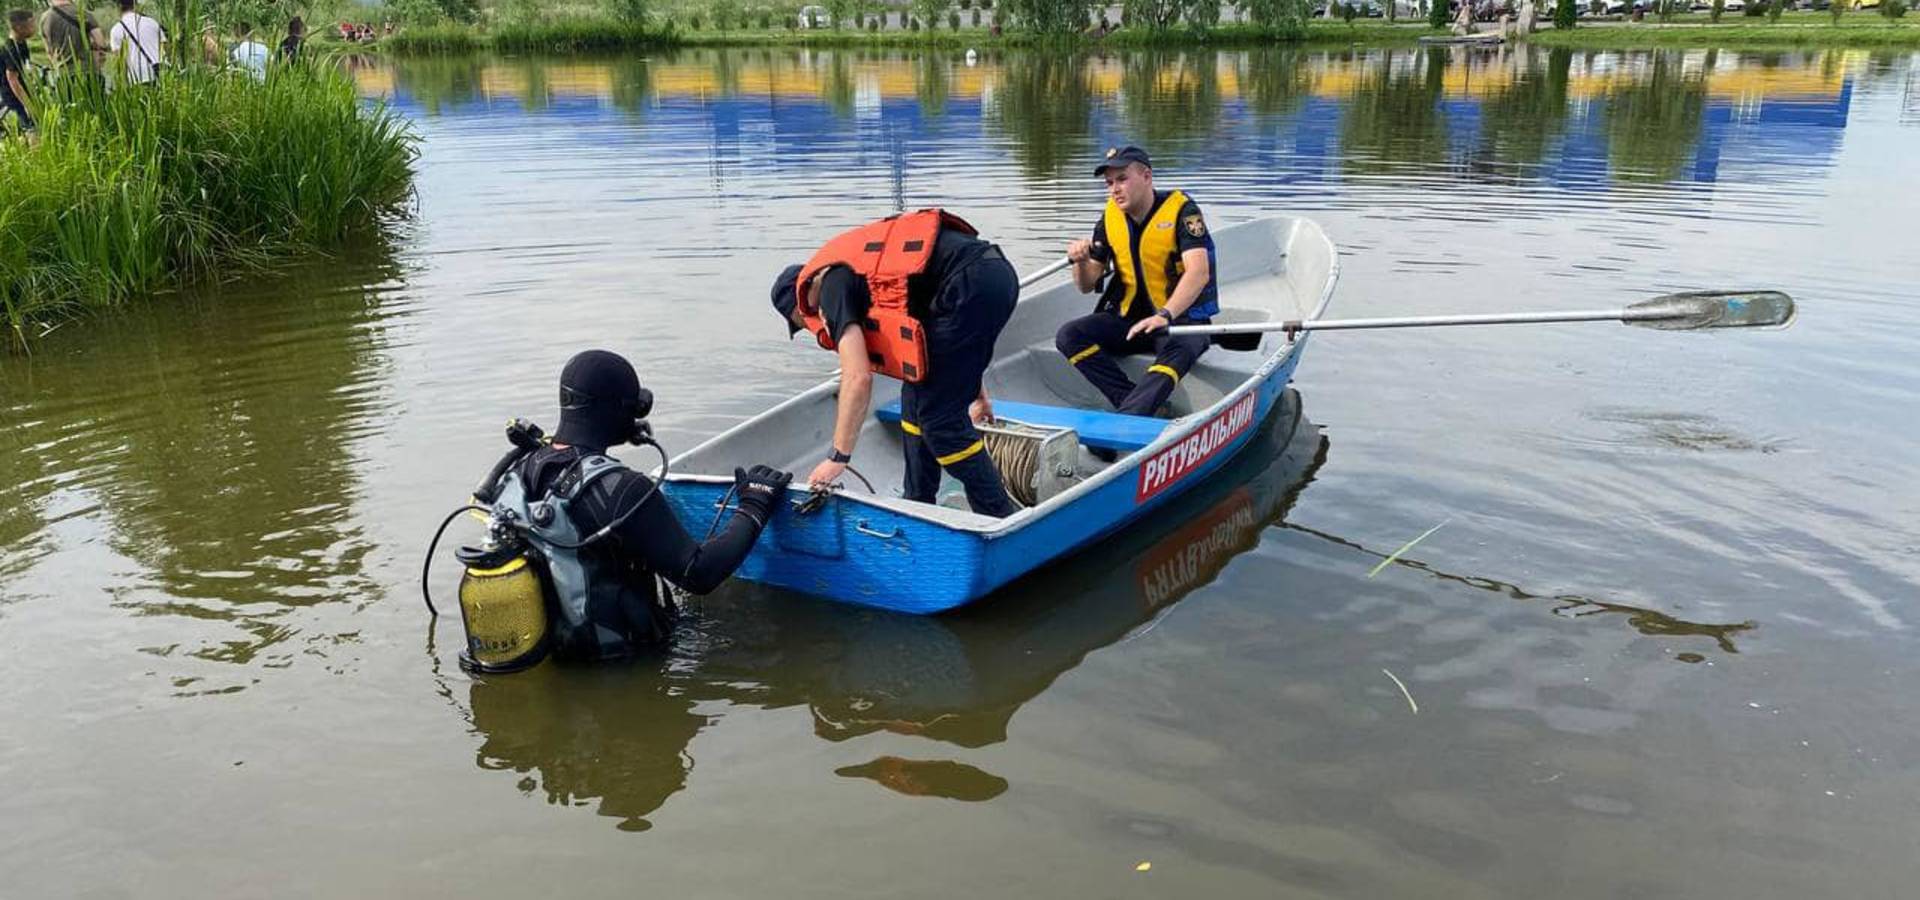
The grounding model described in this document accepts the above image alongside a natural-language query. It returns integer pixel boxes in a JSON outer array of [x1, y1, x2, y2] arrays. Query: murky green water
[[5, 45, 1920, 897]]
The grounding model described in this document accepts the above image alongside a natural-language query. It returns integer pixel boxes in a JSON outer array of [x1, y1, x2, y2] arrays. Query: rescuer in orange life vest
[[769, 210, 1021, 518], [1058, 146, 1220, 423]]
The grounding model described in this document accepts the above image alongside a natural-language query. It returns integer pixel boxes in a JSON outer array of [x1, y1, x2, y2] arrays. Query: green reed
[[0, 60, 416, 347]]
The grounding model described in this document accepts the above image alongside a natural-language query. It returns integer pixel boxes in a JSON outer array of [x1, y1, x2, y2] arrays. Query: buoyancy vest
[[1102, 190, 1220, 321], [492, 454, 673, 661], [795, 208, 979, 383]]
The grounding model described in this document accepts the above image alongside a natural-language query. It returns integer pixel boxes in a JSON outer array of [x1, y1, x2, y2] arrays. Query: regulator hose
[[420, 504, 489, 617]]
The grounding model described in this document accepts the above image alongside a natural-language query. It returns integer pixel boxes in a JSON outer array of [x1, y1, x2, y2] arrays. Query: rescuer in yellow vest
[[1056, 146, 1220, 424]]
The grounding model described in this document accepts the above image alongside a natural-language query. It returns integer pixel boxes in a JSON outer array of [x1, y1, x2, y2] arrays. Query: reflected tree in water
[[608, 56, 654, 117], [1238, 47, 1314, 121], [1339, 48, 1452, 173], [1473, 47, 1573, 173], [1118, 50, 1224, 155], [44, 252, 401, 668], [916, 52, 951, 119], [818, 51, 858, 118], [986, 52, 1098, 177], [1604, 51, 1708, 184], [0, 388, 50, 587], [512, 56, 552, 112], [390, 55, 489, 116], [709, 46, 745, 98]]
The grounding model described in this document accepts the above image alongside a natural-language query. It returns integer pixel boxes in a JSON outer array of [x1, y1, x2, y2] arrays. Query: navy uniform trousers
[[1054, 310, 1211, 417], [899, 251, 1021, 518]]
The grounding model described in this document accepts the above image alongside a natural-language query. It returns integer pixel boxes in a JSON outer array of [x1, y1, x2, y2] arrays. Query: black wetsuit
[[514, 444, 766, 655]]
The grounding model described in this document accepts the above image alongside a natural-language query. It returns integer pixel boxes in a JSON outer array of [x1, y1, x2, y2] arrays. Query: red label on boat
[[1135, 393, 1258, 503]]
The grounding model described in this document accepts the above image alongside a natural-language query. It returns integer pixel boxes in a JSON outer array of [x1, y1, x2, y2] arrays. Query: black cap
[[770, 264, 805, 338], [1094, 145, 1151, 176], [554, 349, 648, 449]]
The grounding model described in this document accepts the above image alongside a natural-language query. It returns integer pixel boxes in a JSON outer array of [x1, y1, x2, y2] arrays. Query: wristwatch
[[828, 447, 852, 464]]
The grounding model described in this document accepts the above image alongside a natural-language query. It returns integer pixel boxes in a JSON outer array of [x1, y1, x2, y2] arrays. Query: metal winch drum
[[975, 417, 1081, 509]]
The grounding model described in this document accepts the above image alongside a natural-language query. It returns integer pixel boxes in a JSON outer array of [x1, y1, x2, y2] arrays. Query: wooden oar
[[1172, 290, 1797, 351]]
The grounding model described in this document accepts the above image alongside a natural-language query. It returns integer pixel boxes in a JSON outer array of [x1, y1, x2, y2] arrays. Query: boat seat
[[873, 398, 1167, 453]]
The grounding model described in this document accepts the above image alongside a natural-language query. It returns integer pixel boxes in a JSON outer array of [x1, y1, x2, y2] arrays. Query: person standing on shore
[[229, 21, 267, 79], [107, 0, 164, 86], [277, 15, 303, 62], [39, 0, 104, 82], [2, 10, 37, 141]]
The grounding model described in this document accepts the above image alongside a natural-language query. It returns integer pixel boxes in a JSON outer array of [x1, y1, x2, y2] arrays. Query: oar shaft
[[1171, 309, 1630, 336], [1017, 256, 1072, 289]]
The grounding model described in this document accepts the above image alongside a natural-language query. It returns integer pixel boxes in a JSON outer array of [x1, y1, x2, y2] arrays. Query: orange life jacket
[[795, 209, 978, 384]]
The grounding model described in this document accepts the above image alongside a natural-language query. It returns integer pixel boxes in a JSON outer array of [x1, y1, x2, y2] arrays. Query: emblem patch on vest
[[1183, 213, 1207, 238]]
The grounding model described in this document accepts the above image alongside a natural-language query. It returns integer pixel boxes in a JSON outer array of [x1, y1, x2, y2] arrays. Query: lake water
[[4, 44, 1920, 898]]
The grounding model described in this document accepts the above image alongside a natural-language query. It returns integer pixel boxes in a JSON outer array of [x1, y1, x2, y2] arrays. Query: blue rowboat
[[661, 216, 1340, 614]]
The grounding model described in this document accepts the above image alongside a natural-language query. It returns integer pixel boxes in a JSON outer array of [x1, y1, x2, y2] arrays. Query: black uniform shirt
[[0, 39, 31, 110]]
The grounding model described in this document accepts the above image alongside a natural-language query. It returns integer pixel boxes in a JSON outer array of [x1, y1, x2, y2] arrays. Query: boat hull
[[661, 353, 1302, 614]]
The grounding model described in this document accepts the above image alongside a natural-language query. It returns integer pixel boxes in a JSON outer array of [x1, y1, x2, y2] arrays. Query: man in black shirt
[[1058, 146, 1220, 418], [503, 350, 791, 660], [770, 212, 1021, 517], [2, 10, 36, 139]]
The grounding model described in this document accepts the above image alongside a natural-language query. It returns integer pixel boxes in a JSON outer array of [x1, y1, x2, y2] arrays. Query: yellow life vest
[[1103, 189, 1198, 319]]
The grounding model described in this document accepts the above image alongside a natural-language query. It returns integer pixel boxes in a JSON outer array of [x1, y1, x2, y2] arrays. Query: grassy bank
[[0, 63, 415, 345]]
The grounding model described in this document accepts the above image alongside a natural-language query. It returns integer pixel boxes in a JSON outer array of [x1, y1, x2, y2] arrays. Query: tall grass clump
[[0, 62, 416, 346]]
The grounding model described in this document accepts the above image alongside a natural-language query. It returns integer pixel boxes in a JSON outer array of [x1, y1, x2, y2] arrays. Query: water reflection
[[365, 46, 1859, 188], [1472, 47, 1572, 174], [1605, 52, 1709, 184], [0, 247, 403, 669], [985, 52, 1098, 177], [459, 391, 1325, 824], [1340, 48, 1453, 172], [467, 663, 704, 832], [1282, 523, 1757, 655]]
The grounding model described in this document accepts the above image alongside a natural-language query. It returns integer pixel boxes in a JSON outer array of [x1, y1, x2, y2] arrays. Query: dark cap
[[1094, 145, 1151, 176], [770, 264, 805, 338]]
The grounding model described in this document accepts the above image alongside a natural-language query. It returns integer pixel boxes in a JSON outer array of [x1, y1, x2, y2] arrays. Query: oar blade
[[1625, 290, 1796, 331]]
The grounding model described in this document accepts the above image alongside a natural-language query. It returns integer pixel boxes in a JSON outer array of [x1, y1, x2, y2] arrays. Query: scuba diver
[[433, 349, 792, 672], [769, 209, 1021, 517]]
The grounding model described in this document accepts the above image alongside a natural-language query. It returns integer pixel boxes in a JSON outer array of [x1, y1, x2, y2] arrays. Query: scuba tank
[[455, 418, 552, 674]]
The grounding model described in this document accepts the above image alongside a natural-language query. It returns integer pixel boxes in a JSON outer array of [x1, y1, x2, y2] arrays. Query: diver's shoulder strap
[[552, 454, 627, 502]]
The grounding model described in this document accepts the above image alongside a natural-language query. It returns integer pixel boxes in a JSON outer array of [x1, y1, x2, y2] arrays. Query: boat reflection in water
[[458, 389, 1326, 828], [457, 387, 1756, 828]]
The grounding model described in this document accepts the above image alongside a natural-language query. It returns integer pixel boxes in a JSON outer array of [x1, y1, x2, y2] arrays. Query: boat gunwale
[[664, 217, 1341, 537]]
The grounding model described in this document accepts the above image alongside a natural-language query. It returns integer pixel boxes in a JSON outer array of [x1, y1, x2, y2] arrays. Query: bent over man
[[770, 209, 1021, 517], [1056, 145, 1219, 418]]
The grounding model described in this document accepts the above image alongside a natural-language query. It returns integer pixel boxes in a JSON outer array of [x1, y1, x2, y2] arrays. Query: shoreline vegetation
[[1, 54, 414, 347], [359, 2, 1920, 55]]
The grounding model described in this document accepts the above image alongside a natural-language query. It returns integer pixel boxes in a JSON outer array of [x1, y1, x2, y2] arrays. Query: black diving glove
[[733, 465, 793, 527]]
